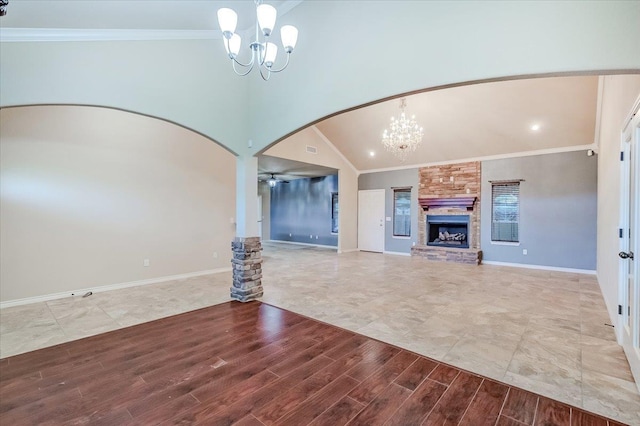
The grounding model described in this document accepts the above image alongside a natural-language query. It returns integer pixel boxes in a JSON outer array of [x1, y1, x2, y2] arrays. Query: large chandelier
[[382, 98, 424, 161], [217, 1, 298, 81]]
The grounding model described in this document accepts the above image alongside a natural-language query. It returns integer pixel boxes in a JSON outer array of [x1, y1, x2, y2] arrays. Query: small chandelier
[[382, 98, 424, 161], [217, 1, 299, 81]]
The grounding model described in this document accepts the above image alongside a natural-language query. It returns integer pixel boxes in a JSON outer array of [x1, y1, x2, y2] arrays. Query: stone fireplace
[[411, 162, 482, 265]]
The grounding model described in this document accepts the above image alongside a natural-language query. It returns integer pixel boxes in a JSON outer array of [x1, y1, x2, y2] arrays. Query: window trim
[[331, 192, 339, 234], [490, 181, 520, 243], [392, 187, 412, 237]]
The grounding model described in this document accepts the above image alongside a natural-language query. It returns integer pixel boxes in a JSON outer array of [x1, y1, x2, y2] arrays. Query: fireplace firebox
[[426, 215, 470, 248]]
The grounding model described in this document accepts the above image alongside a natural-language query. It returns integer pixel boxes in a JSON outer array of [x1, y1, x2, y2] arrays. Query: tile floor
[[1, 241, 639, 424]]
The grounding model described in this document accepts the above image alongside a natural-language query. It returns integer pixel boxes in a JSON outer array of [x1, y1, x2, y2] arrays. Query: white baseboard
[[338, 248, 360, 254], [267, 239, 338, 250], [0, 268, 232, 309], [482, 260, 596, 275], [383, 251, 411, 257]]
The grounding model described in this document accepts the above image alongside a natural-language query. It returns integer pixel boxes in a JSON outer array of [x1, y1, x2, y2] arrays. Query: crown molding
[[0, 28, 221, 42], [0, 0, 305, 43], [360, 144, 596, 175]]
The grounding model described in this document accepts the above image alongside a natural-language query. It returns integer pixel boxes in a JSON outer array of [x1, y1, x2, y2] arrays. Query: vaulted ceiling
[[314, 75, 599, 172], [1, 1, 602, 177]]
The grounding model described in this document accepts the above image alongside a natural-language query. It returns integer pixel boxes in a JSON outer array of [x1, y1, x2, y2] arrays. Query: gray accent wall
[[359, 168, 420, 253], [270, 174, 338, 246], [481, 150, 597, 270]]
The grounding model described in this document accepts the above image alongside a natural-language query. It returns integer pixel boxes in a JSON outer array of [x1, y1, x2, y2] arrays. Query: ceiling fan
[[259, 173, 290, 187]]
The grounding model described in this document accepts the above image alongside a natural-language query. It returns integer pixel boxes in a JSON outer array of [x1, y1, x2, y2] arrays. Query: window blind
[[491, 182, 520, 242], [393, 188, 411, 237]]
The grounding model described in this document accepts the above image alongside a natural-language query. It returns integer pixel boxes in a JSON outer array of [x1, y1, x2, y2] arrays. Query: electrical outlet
[[289, 233, 292, 237], [522, 249, 528, 255], [316, 235, 318, 239], [213, 252, 218, 258], [310, 234, 313, 239], [143, 259, 150, 267]]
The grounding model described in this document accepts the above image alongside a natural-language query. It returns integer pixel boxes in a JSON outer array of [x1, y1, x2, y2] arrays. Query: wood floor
[[0, 302, 627, 425]]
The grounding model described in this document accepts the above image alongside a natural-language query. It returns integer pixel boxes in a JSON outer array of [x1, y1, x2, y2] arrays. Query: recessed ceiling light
[[530, 124, 541, 131], [369, 151, 375, 157]]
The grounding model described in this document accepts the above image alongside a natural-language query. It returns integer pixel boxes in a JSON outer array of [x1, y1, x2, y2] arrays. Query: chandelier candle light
[[382, 98, 424, 161], [217, 0, 298, 81]]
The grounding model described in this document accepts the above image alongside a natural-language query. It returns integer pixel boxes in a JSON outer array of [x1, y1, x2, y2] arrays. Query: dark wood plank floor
[[0, 301, 627, 425]]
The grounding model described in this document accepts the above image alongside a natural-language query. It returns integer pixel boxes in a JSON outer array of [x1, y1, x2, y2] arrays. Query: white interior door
[[358, 189, 385, 252], [620, 97, 640, 390]]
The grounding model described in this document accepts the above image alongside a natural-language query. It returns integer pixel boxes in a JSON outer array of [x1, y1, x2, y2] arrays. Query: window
[[491, 182, 520, 242], [331, 192, 339, 233], [393, 188, 411, 237]]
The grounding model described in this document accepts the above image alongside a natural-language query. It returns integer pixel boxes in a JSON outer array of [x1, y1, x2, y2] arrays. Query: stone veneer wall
[[417, 162, 481, 249], [231, 237, 263, 302]]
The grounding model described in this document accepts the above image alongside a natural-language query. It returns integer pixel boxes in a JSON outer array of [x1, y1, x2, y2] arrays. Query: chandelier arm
[[217, 1, 296, 79], [222, 36, 256, 69], [259, 66, 272, 81], [265, 52, 291, 73], [231, 54, 256, 68], [258, 37, 270, 67], [232, 58, 256, 76]]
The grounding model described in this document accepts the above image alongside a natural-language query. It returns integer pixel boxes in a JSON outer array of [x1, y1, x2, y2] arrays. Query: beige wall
[[264, 127, 358, 253], [596, 75, 640, 327], [0, 106, 236, 303]]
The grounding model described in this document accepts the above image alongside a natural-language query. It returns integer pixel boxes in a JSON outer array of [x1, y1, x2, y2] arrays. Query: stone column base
[[231, 237, 264, 302]]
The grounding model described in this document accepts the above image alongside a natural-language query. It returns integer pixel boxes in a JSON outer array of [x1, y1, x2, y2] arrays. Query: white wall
[[597, 75, 640, 326], [1, 2, 638, 155], [264, 127, 358, 253], [0, 106, 237, 303], [0, 39, 250, 154]]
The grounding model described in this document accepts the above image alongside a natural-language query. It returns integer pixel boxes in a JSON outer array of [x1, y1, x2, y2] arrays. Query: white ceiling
[[258, 155, 337, 182]]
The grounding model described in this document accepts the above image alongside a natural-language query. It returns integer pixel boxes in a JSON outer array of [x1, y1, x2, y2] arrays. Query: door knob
[[619, 251, 634, 260]]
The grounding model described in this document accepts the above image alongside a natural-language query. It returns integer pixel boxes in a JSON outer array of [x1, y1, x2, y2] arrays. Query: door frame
[[619, 93, 640, 390], [257, 195, 263, 240], [358, 189, 385, 253]]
